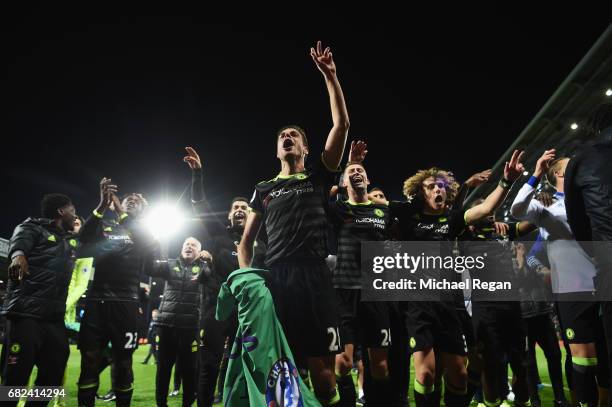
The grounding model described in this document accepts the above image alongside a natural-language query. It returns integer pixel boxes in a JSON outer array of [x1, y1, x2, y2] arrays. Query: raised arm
[[80, 177, 117, 243], [510, 149, 555, 222], [183, 146, 210, 217], [465, 150, 525, 224], [310, 41, 350, 170], [237, 211, 263, 268]]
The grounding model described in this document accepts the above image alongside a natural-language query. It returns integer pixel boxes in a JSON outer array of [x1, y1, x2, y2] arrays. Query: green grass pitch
[[14, 344, 568, 405]]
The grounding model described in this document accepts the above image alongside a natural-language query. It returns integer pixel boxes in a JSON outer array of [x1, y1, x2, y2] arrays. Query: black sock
[[77, 382, 99, 407], [413, 379, 436, 407], [366, 377, 392, 407], [336, 373, 356, 407], [444, 381, 468, 407], [572, 357, 598, 404], [114, 386, 134, 407]]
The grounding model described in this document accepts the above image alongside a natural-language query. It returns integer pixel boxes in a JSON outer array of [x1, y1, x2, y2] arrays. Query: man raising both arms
[[238, 41, 350, 406]]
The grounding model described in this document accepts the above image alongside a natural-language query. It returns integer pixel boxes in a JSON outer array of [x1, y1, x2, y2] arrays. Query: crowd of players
[[2, 41, 612, 407]]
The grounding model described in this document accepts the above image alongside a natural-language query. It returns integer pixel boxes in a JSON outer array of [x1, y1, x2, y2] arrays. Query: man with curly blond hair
[[376, 150, 526, 407]]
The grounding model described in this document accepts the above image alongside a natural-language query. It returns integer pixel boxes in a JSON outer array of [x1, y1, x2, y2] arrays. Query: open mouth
[[350, 174, 364, 184], [233, 211, 246, 220], [434, 195, 444, 203], [282, 139, 294, 151]]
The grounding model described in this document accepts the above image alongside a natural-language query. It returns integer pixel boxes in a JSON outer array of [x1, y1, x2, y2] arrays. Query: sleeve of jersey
[[8, 222, 38, 258], [249, 187, 264, 215], [452, 208, 469, 237], [510, 183, 544, 224], [526, 234, 547, 271]]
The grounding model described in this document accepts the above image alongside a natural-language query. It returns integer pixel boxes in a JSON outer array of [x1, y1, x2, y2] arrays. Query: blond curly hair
[[402, 168, 459, 204]]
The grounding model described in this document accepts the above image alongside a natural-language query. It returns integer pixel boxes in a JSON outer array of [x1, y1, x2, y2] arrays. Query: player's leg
[[109, 301, 139, 407], [503, 307, 530, 406], [155, 326, 178, 406], [360, 299, 392, 406], [197, 310, 227, 407], [559, 300, 600, 406], [387, 302, 410, 407], [437, 303, 468, 407], [33, 321, 70, 387], [77, 300, 107, 407], [177, 328, 199, 407], [2, 318, 39, 407], [335, 289, 357, 406]]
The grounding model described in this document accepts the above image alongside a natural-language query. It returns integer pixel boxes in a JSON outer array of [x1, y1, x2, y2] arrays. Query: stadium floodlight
[[143, 203, 186, 240], [570, 122, 579, 130], [606, 88, 612, 97]]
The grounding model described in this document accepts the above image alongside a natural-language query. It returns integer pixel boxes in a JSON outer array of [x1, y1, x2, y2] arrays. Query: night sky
[[3, 12, 610, 245]]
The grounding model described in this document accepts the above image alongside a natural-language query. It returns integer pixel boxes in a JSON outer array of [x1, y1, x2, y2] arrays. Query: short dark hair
[[277, 125, 308, 148], [40, 193, 72, 219], [230, 197, 249, 207], [369, 187, 383, 193], [586, 103, 612, 135]]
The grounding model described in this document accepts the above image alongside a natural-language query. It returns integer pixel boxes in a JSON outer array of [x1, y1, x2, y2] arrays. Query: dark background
[[3, 11, 610, 248]]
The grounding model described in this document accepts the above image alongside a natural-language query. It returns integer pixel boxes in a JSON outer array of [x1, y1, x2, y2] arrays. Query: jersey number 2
[[327, 327, 340, 352], [125, 332, 138, 349]]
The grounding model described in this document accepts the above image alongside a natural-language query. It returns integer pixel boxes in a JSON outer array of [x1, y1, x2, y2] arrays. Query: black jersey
[[79, 214, 158, 301], [330, 200, 390, 289], [461, 222, 520, 303], [250, 157, 337, 266]]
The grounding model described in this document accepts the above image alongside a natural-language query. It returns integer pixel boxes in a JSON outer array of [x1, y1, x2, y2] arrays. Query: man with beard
[[77, 178, 159, 407], [183, 146, 266, 407], [329, 141, 395, 407], [2, 193, 77, 405], [238, 41, 350, 406], [150, 236, 208, 407]]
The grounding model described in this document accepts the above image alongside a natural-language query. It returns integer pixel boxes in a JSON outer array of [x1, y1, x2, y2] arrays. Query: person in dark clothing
[[564, 103, 612, 405], [237, 41, 350, 406], [1, 193, 77, 406], [77, 178, 159, 407], [143, 309, 159, 364], [150, 236, 207, 407], [377, 149, 526, 407], [183, 146, 267, 407], [515, 242, 568, 407], [329, 141, 394, 407]]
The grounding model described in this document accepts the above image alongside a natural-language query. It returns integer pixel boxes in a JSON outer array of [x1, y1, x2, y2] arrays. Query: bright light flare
[[143, 203, 186, 240]]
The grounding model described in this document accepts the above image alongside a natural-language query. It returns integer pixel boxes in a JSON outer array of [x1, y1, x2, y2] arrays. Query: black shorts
[[269, 260, 340, 361], [556, 297, 604, 344], [78, 300, 140, 352], [471, 302, 527, 359], [457, 307, 476, 349], [401, 301, 467, 356], [336, 288, 391, 349]]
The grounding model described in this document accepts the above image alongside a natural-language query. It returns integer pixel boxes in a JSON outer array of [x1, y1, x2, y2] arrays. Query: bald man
[[149, 237, 210, 407]]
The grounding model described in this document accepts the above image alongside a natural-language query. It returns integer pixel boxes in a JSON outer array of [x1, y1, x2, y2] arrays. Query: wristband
[[527, 176, 540, 188], [498, 178, 512, 189]]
